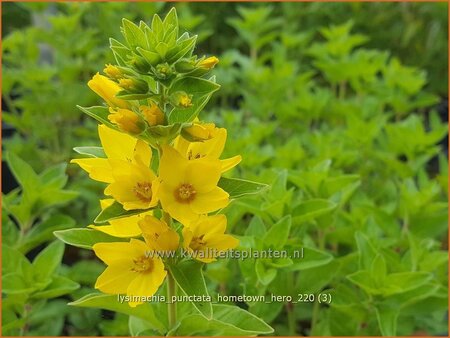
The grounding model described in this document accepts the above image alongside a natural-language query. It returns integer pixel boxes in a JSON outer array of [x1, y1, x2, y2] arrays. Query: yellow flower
[[108, 107, 143, 134], [198, 56, 219, 69], [93, 239, 166, 307], [175, 124, 242, 173], [158, 145, 229, 225], [71, 124, 151, 183], [88, 199, 151, 237], [140, 104, 165, 126], [182, 215, 238, 263], [103, 64, 122, 79], [88, 73, 129, 109], [105, 158, 159, 210], [138, 215, 180, 252]]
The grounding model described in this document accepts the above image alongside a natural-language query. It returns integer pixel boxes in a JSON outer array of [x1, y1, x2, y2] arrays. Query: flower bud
[[155, 63, 173, 80], [88, 73, 129, 109], [170, 91, 193, 108], [108, 108, 143, 134], [103, 64, 123, 79], [118, 78, 149, 93], [140, 103, 165, 126], [197, 56, 219, 69]]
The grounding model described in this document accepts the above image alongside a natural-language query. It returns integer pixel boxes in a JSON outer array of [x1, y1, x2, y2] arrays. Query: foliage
[[2, 2, 448, 337]]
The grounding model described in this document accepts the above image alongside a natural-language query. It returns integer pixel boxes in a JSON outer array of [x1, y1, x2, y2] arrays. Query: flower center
[[175, 183, 196, 203], [187, 150, 204, 160], [190, 235, 206, 252], [131, 256, 153, 273], [134, 182, 152, 202]]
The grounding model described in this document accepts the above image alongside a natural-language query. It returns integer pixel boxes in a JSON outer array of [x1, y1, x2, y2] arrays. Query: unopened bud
[[103, 64, 123, 79], [140, 103, 165, 126], [170, 91, 193, 108], [108, 108, 143, 134], [198, 56, 219, 69]]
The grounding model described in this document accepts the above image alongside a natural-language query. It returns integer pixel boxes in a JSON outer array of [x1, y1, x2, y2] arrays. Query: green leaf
[[288, 247, 333, 271], [168, 77, 219, 124], [2, 272, 36, 295], [73, 147, 106, 158], [54, 229, 127, 250], [122, 18, 148, 50], [255, 260, 277, 285], [19, 214, 75, 253], [218, 177, 269, 198], [94, 201, 147, 224], [171, 304, 273, 336], [5, 152, 41, 192], [355, 231, 378, 270], [169, 260, 212, 319], [129, 316, 159, 336], [77, 105, 115, 127], [245, 216, 266, 237], [32, 275, 79, 299], [32, 241, 65, 281], [40, 163, 68, 189], [166, 35, 197, 63], [69, 293, 165, 334], [292, 199, 337, 224], [264, 215, 291, 249], [375, 303, 399, 336]]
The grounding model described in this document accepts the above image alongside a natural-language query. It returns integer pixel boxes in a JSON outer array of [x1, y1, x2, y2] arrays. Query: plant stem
[[287, 272, 297, 335], [167, 271, 177, 331]]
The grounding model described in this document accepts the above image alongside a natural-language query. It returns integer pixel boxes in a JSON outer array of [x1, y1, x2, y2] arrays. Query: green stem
[[167, 271, 177, 331], [287, 272, 297, 336]]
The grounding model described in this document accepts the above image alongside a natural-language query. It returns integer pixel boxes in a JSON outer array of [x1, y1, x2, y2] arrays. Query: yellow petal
[[93, 241, 143, 265], [190, 188, 229, 214], [126, 258, 167, 307], [98, 124, 136, 160], [95, 265, 136, 294], [159, 145, 187, 186], [220, 155, 242, 173], [100, 199, 115, 210], [88, 73, 129, 109], [185, 159, 222, 193], [207, 234, 239, 251], [70, 158, 113, 183]]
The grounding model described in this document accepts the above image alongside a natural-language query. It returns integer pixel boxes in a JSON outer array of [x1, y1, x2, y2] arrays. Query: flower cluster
[[72, 10, 240, 307]]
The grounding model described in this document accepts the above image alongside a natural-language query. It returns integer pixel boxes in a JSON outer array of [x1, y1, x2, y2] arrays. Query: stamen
[[175, 183, 196, 203]]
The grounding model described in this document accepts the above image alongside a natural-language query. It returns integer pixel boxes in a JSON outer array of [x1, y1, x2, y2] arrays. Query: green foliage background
[[2, 2, 448, 337]]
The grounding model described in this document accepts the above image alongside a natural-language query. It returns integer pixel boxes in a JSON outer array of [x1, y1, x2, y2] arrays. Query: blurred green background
[[2, 2, 448, 337]]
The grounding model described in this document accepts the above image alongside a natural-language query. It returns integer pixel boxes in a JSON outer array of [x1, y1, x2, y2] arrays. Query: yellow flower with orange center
[[158, 145, 229, 225], [105, 158, 159, 210], [182, 215, 238, 263], [93, 239, 166, 307]]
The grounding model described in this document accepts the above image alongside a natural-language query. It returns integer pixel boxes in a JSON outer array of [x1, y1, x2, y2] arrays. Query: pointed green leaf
[[169, 260, 212, 319], [73, 147, 105, 158], [218, 177, 269, 199], [94, 201, 147, 224], [54, 229, 127, 250]]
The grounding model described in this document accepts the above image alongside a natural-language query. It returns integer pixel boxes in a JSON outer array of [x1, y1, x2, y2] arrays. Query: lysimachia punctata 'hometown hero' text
[[61, 8, 271, 334]]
